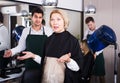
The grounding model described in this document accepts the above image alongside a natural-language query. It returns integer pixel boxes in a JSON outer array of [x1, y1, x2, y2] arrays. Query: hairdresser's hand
[[58, 53, 71, 63], [94, 53, 96, 59], [17, 51, 35, 60], [4, 49, 12, 58]]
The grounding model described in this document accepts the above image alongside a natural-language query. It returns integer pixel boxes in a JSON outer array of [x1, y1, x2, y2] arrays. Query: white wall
[[84, 0, 120, 83], [57, 0, 82, 11], [15, 0, 43, 4], [15, 0, 82, 11]]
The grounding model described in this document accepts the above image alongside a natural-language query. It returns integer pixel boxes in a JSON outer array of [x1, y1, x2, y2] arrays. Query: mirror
[[0, 1, 31, 79]]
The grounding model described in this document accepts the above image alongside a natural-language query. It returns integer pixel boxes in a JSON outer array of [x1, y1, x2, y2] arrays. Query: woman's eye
[[50, 19, 54, 21], [57, 18, 61, 21]]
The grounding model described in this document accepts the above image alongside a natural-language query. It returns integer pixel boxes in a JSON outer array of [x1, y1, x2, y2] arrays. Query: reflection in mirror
[[0, 1, 32, 79]]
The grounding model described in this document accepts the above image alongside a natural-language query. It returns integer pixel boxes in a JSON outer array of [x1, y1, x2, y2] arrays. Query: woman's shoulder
[[66, 31, 78, 42]]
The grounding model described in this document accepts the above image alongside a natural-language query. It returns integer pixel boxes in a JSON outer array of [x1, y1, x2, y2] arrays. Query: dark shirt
[[45, 31, 82, 59], [81, 51, 94, 78]]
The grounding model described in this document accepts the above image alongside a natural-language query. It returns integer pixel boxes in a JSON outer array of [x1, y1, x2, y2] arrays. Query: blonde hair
[[49, 9, 69, 29], [81, 39, 93, 55], [81, 40, 89, 50]]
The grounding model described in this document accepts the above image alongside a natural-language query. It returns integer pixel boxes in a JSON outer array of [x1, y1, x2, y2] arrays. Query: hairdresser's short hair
[[85, 16, 94, 24], [31, 7, 44, 16]]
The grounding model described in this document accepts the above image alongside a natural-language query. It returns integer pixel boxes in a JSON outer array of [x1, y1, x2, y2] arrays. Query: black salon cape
[[81, 51, 94, 80], [44, 31, 83, 83]]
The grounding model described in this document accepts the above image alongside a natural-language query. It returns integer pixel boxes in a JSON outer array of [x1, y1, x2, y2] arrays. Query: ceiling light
[[21, 10, 29, 17], [85, 5, 96, 15], [42, 0, 58, 6]]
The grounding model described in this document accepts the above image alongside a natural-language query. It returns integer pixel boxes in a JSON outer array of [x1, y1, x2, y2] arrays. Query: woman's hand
[[57, 53, 71, 63], [17, 51, 35, 60]]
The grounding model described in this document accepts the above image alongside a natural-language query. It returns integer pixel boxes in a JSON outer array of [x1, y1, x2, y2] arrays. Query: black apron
[[0, 50, 11, 78], [22, 27, 47, 83]]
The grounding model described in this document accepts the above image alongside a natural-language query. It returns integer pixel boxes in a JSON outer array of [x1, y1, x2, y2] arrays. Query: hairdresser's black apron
[[0, 50, 10, 69], [22, 27, 47, 83]]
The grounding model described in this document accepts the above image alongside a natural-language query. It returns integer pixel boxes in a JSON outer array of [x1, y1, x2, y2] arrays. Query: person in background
[[80, 39, 94, 83], [0, 11, 10, 77], [84, 16, 105, 83], [17, 9, 83, 83], [4, 7, 53, 83], [0, 12, 9, 52]]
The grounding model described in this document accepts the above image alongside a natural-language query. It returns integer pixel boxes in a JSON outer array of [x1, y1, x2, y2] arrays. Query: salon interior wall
[[0, 4, 29, 48], [84, 0, 120, 83], [1, 4, 29, 27], [16, 0, 82, 11]]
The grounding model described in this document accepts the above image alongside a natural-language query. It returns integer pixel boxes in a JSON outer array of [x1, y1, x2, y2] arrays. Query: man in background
[[0, 11, 10, 77], [84, 16, 105, 83]]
